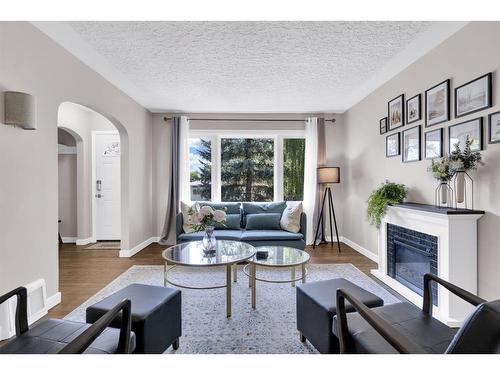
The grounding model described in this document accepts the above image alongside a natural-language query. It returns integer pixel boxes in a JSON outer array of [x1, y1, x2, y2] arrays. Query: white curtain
[[178, 116, 190, 204], [303, 117, 319, 245]]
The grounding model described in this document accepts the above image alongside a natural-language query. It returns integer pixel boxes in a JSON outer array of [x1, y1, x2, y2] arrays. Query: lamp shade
[[4, 91, 36, 130], [317, 167, 340, 184]]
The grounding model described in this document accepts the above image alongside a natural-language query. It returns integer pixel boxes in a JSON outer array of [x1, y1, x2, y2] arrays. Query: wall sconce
[[4, 91, 36, 130]]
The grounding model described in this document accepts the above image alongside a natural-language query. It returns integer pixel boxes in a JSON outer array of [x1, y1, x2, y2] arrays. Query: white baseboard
[[46, 292, 62, 310], [323, 235, 378, 263], [119, 237, 158, 258], [61, 237, 77, 244], [76, 237, 95, 246]]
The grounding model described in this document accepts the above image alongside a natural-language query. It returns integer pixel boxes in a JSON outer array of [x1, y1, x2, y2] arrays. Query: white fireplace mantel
[[371, 203, 484, 327]]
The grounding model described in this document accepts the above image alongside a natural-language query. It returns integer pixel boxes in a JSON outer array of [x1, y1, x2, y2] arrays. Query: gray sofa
[[176, 201, 306, 250]]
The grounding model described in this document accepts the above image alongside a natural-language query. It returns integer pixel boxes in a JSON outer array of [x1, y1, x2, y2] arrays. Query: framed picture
[[380, 117, 388, 134], [406, 94, 421, 124], [402, 125, 421, 162], [386, 132, 400, 157], [448, 117, 483, 153], [424, 128, 443, 159], [425, 79, 450, 127], [455, 73, 492, 118], [488, 111, 500, 144], [388, 94, 404, 130]]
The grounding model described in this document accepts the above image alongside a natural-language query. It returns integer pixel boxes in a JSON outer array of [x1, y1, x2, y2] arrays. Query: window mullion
[[275, 135, 284, 201]]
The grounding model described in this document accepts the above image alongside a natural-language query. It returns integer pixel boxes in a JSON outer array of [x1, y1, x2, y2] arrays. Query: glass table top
[[162, 240, 256, 266], [251, 246, 310, 267]]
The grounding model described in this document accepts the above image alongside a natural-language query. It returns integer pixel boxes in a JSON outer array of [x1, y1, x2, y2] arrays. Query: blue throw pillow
[[214, 213, 241, 230], [245, 213, 282, 230], [242, 201, 286, 215]]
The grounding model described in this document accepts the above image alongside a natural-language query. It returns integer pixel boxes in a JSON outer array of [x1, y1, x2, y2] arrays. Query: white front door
[[94, 132, 121, 240]]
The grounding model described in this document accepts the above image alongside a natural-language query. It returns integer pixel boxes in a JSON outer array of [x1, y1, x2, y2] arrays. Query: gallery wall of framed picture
[[381, 70, 498, 162]]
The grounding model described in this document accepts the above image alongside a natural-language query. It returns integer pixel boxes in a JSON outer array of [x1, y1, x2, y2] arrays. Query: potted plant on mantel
[[430, 155, 454, 205], [450, 136, 483, 205], [367, 181, 408, 228]]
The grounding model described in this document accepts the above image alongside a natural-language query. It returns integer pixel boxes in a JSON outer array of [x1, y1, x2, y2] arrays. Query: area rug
[[64, 264, 399, 354], [84, 241, 121, 250]]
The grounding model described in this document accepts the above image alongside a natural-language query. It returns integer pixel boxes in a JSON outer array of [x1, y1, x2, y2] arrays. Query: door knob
[[95, 193, 104, 198]]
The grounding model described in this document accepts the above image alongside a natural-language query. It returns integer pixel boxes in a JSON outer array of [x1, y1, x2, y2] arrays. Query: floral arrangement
[[449, 136, 483, 172], [429, 155, 453, 182], [367, 181, 407, 228], [189, 205, 226, 232]]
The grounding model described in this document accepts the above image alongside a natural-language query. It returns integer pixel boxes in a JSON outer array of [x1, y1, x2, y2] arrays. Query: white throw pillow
[[280, 201, 303, 233], [181, 201, 199, 233]]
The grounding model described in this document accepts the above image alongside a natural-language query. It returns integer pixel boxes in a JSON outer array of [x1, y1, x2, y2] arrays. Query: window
[[189, 138, 212, 201], [221, 138, 274, 202], [188, 131, 305, 202], [283, 138, 305, 201]]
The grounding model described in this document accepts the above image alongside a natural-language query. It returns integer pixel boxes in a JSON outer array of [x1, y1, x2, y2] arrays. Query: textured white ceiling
[[34, 21, 467, 113]]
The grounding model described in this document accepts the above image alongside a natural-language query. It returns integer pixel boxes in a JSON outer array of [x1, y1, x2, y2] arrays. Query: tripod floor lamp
[[313, 167, 341, 253]]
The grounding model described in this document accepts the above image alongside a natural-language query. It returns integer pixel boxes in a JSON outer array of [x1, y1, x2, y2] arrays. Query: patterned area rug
[[64, 264, 399, 354], [84, 242, 121, 250]]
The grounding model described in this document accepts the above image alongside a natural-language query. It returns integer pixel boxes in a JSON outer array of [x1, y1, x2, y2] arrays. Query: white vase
[[440, 182, 448, 205], [456, 171, 465, 204]]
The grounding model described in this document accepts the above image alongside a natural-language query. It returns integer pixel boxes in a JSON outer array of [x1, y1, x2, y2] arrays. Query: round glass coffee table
[[243, 246, 310, 309], [162, 240, 256, 317]]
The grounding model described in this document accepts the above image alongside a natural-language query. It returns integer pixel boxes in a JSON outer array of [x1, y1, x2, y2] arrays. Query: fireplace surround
[[371, 202, 484, 327]]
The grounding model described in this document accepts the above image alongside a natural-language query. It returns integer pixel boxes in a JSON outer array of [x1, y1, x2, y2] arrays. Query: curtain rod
[[163, 117, 336, 123]]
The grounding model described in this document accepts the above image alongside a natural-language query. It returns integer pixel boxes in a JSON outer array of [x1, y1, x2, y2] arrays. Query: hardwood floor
[[48, 241, 379, 319]]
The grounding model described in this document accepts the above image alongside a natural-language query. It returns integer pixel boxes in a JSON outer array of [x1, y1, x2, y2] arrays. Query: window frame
[[188, 129, 305, 202]]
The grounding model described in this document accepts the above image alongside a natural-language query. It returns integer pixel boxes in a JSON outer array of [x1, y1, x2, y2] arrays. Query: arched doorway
[[57, 102, 129, 250]]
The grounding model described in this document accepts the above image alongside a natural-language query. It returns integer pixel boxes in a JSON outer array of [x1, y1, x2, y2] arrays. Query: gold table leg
[[226, 264, 232, 318], [302, 263, 306, 283], [233, 264, 238, 283], [251, 263, 256, 309], [291, 267, 296, 287]]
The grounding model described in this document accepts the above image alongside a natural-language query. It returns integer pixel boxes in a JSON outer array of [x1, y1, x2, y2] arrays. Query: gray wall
[[0, 22, 153, 300], [332, 22, 500, 300], [58, 154, 77, 238]]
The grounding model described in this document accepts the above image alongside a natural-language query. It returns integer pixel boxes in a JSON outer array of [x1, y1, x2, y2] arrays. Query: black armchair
[[334, 273, 500, 354], [0, 287, 135, 354]]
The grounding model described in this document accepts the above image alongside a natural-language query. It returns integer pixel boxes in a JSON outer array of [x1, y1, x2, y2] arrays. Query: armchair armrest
[[59, 299, 132, 354], [0, 287, 28, 336], [423, 273, 485, 315], [336, 289, 426, 354]]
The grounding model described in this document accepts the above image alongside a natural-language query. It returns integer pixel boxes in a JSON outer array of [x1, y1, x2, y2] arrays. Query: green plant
[[367, 182, 407, 228], [429, 155, 453, 182], [449, 136, 483, 172]]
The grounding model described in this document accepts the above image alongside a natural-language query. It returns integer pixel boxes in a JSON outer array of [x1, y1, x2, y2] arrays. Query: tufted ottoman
[[86, 283, 181, 354], [296, 278, 384, 353]]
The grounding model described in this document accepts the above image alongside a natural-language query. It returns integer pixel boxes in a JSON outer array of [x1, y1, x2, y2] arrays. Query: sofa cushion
[[178, 230, 244, 241], [214, 213, 241, 230], [240, 230, 303, 241], [197, 201, 241, 214], [242, 201, 286, 215], [280, 201, 303, 233], [245, 213, 282, 230], [180, 201, 199, 233]]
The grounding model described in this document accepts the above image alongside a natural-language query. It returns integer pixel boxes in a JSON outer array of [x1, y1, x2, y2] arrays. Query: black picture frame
[[388, 94, 405, 131], [424, 128, 444, 159], [386, 132, 400, 158], [406, 94, 421, 124], [488, 110, 500, 144], [455, 73, 492, 118], [448, 117, 483, 153], [380, 117, 388, 134], [402, 125, 421, 163], [425, 79, 450, 128]]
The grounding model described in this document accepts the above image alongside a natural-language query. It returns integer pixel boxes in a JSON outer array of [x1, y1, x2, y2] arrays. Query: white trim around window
[[189, 129, 305, 202]]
